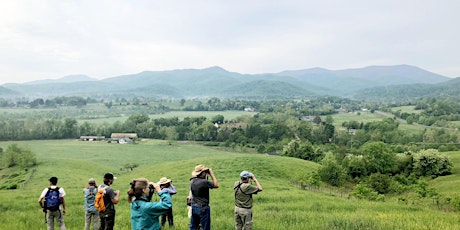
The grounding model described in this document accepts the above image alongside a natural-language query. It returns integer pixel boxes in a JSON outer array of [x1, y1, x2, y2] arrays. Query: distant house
[[110, 133, 138, 144], [335, 108, 348, 113], [348, 129, 357, 135], [299, 116, 315, 122], [244, 107, 254, 112], [80, 136, 105, 141]]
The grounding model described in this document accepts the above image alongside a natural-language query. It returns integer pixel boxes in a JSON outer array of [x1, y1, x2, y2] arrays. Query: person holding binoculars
[[234, 171, 263, 230], [189, 164, 219, 230], [157, 177, 176, 229], [127, 178, 172, 230]]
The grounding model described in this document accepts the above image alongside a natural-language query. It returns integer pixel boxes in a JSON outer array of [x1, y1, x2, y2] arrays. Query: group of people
[[38, 164, 262, 230]]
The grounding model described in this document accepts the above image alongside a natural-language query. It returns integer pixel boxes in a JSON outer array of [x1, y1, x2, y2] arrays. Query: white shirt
[[39, 185, 66, 199]]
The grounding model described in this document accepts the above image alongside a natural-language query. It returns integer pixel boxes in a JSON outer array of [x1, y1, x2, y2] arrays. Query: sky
[[1, 0, 459, 85]]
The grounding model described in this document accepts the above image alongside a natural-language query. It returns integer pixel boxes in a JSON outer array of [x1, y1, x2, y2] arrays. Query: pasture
[[1, 140, 460, 229]]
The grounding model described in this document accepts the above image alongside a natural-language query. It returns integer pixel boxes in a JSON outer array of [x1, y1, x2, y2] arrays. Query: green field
[[330, 111, 429, 134], [78, 110, 256, 124], [1, 140, 460, 229], [390, 106, 422, 114]]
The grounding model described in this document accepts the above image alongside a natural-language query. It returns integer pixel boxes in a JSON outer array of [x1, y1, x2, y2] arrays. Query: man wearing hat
[[157, 177, 177, 229], [83, 178, 99, 230], [234, 171, 263, 230], [98, 173, 120, 230], [190, 164, 219, 230], [38, 176, 67, 230]]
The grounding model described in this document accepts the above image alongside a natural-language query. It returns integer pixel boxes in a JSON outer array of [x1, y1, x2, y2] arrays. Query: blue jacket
[[130, 191, 172, 230]]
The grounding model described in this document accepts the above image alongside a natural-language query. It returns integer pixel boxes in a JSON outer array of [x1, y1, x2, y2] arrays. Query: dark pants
[[99, 211, 115, 230], [161, 207, 174, 227], [190, 205, 210, 230]]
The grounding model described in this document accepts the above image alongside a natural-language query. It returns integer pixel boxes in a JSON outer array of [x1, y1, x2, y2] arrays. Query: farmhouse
[[110, 133, 138, 144]]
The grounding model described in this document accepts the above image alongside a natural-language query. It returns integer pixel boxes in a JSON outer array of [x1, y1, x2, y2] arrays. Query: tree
[[128, 114, 150, 125], [412, 149, 453, 178], [211, 114, 224, 124], [63, 118, 78, 138], [359, 142, 396, 174], [317, 152, 346, 186], [2, 144, 36, 168]]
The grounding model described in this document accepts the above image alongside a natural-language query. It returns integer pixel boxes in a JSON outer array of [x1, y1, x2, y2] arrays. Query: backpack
[[84, 186, 97, 212], [45, 187, 61, 211], [94, 186, 107, 212]]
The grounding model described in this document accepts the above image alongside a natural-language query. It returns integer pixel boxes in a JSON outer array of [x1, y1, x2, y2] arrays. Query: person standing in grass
[[128, 178, 172, 230], [157, 177, 177, 229], [234, 171, 263, 230], [189, 164, 219, 230], [38, 176, 67, 230], [98, 173, 120, 230], [83, 178, 99, 230]]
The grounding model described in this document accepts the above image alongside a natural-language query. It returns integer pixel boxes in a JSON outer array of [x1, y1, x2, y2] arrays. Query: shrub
[[412, 149, 453, 178], [350, 183, 379, 201]]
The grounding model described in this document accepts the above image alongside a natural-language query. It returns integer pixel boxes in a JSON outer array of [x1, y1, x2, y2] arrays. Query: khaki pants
[[234, 206, 253, 230], [46, 210, 66, 230], [85, 211, 99, 230]]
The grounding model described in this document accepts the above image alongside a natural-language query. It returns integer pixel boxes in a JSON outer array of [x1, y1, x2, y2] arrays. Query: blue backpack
[[45, 187, 61, 211], [84, 186, 97, 212]]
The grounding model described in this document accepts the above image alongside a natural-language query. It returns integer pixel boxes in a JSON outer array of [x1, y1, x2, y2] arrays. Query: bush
[[368, 173, 391, 194], [317, 153, 346, 187], [412, 149, 453, 178], [350, 183, 379, 201]]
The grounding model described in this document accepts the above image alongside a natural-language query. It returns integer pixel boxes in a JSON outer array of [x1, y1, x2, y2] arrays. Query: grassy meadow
[[78, 110, 256, 125], [1, 139, 460, 230]]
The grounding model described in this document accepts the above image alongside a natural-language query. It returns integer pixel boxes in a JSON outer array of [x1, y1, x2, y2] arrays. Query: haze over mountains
[[1, 65, 458, 101]]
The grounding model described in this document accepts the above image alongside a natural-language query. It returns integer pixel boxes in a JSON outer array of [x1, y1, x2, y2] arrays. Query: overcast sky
[[1, 0, 459, 85]]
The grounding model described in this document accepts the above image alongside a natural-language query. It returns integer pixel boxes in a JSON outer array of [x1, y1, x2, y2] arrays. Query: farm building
[[110, 133, 138, 144], [80, 136, 105, 141]]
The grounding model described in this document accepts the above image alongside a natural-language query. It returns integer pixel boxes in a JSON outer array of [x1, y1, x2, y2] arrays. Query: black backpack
[[45, 187, 61, 211]]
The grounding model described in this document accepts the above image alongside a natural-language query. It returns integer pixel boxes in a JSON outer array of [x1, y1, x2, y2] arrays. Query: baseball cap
[[104, 172, 117, 180], [240, 171, 253, 179]]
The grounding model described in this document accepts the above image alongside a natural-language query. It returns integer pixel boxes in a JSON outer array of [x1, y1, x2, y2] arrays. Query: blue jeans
[[190, 205, 210, 230]]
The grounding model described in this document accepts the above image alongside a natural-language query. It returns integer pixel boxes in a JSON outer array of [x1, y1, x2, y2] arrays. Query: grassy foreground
[[1, 140, 459, 230]]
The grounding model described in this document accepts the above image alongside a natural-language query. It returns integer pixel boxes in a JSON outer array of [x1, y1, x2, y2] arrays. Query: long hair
[[127, 178, 149, 200]]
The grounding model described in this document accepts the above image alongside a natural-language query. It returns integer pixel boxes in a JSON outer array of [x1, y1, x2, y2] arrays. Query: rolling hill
[[0, 65, 453, 101]]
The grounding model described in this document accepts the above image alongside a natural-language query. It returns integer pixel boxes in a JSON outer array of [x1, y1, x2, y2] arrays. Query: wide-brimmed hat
[[157, 177, 172, 185], [88, 178, 96, 184], [191, 164, 209, 177]]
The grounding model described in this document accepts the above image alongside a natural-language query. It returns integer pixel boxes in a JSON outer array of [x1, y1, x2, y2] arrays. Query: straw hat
[[157, 177, 172, 185], [191, 164, 209, 177]]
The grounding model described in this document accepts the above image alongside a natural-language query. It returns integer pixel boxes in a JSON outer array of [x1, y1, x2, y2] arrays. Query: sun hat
[[88, 178, 96, 184], [157, 177, 172, 185], [104, 172, 117, 180], [240, 171, 253, 179], [191, 164, 209, 177]]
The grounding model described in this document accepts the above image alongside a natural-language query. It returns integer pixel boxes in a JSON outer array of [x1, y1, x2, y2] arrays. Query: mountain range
[[0, 64, 458, 101]]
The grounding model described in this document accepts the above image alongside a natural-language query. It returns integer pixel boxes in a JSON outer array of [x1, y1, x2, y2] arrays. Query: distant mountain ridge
[[0, 65, 455, 101]]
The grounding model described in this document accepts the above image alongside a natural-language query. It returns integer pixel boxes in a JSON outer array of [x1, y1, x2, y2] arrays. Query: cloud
[[0, 0, 459, 84]]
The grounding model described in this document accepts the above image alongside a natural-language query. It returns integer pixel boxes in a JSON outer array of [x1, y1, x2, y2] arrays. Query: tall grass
[[0, 140, 459, 229]]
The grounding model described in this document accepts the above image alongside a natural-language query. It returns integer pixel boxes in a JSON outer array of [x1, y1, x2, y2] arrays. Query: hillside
[[1, 140, 459, 229], [0, 65, 451, 101], [353, 77, 460, 102]]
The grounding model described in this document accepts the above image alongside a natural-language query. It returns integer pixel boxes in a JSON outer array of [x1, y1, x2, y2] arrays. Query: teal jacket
[[130, 191, 172, 230]]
